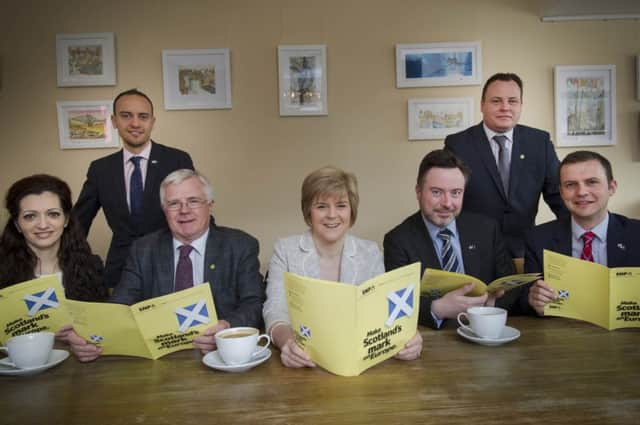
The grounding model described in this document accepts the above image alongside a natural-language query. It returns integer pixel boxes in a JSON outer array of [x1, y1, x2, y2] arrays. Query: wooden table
[[2, 317, 638, 425]]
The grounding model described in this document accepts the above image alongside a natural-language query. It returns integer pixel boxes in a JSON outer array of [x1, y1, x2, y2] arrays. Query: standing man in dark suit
[[523, 151, 640, 315], [384, 150, 514, 329], [444, 73, 567, 258], [74, 89, 194, 288], [69, 169, 265, 361]]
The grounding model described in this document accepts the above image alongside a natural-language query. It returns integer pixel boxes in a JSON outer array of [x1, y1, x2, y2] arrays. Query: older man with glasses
[[68, 169, 265, 362]]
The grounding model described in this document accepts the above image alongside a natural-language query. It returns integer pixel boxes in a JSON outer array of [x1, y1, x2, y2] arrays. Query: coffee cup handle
[[0, 347, 7, 355], [251, 334, 271, 358], [456, 312, 474, 335]]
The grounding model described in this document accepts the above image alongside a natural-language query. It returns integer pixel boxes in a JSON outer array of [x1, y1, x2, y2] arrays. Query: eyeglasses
[[165, 198, 209, 211]]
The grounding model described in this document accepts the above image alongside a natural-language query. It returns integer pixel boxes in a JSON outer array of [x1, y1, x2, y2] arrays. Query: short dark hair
[[113, 88, 154, 115], [560, 150, 614, 183], [481, 73, 523, 101], [417, 149, 471, 186]]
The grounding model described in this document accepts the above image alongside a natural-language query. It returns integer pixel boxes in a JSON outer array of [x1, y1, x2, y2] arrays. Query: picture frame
[[162, 49, 232, 110], [56, 32, 116, 87], [636, 55, 640, 101], [278, 45, 328, 116], [56, 100, 118, 150], [408, 97, 474, 140], [396, 41, 482, 88], [554, 65, 616, 147]]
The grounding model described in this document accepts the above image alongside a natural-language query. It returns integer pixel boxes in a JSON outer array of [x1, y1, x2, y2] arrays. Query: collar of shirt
[[122, 141, 152, 167], [421, 213, 460, 243], [571, 213, 609, 244], [483, 123, 514, 156]]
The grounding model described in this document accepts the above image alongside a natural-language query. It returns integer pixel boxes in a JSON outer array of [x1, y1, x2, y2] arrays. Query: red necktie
[[580, 231, 595, 262]]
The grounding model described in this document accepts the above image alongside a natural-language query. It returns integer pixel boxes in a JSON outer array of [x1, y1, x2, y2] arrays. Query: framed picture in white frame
[[396, 41, 482, 88], [554, 65, 616, 147], [278, 45, 328, 116], [56, 32, 116, 87], [408, 97, 474, 140], [56, 100, 118, 149], [636, 55, 640, 101], [162, 49, 232, 110]]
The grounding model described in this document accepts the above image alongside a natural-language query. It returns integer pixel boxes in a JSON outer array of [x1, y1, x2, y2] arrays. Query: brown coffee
[[220, 330, 256, 339]]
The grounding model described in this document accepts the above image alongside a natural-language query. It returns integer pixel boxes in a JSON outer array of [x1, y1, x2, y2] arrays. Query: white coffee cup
[[457, 307, 507, 339], [0, 331, 55, 369], [215, 327, 271, 365]]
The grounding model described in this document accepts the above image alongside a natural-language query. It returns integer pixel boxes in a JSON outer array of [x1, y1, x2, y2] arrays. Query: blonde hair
[[301, 166, 359, 226]]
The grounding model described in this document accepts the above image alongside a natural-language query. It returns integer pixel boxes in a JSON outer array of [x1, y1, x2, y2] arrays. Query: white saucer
[[0, 349, 70, 376], [202, 348, 271, 373], [457, 326, 520, 346]]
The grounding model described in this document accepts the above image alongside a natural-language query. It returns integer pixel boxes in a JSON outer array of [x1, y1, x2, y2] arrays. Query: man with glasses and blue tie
[[74, 89, 194, 289], [384, 150, 514, 329], [69, 169, 265, 361]]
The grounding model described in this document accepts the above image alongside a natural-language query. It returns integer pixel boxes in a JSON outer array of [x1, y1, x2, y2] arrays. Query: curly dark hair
[[0, 174, 107, 301]]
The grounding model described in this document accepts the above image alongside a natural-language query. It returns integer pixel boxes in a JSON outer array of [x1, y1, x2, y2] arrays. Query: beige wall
[[1, 0, 639, 270]]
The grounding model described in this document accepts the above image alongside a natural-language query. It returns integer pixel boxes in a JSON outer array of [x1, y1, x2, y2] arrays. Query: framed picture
[[554, 65, 616, 147], [408, 97, 474, 140], [396, 41, 482, 88], [56, 33, 116, 87], [162, 49, 232, 110], [636, 55, 640, 101], [56, 101, 118, 149], [278, 45, 328, 116]]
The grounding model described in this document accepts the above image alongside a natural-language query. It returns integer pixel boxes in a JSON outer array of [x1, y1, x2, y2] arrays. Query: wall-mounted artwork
[[162, 49, 232, 110], [408, 97, 474, 140], [56, 33, 116, 87], [636, 55, 640, 101], [396, 42, 482, 88], [56, 101, 118, 149], [278, 45, 328, 116], [554, 65, 616, 147]]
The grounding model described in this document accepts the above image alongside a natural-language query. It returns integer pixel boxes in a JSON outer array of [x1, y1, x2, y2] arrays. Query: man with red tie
[[522, 151, 640, 315]]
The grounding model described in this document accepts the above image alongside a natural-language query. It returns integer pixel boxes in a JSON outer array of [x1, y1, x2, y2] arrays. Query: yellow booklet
[[284, 263, 420, 377], [65, 284, 218, 359], [543, 250, 640, 330], [421, 268, 541, 298], [0, 275, 72, 343]]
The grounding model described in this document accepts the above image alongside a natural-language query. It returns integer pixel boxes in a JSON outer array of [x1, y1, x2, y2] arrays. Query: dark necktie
[[580, 231, 596, 262], [493, 135, 510, 195], [129, 156, 144, 218], [438, 229, 460, 273], [175, 245, 194, 291]]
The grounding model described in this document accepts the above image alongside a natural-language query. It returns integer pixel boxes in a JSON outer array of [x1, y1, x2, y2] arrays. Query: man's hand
[[67, 330, 102, 362], [528, 279, 555, 316], [394, 331, 423, 361], [193, 320, 231, 354], [431, 283, 488, 319]]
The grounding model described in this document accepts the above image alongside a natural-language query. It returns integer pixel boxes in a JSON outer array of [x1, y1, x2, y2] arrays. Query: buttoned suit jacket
[[383, 211, 514, 329], [517, 213, 640, 314], [73, 142, 194, 288], [444, 123, 567, 257], [110, 219, 265, 328]]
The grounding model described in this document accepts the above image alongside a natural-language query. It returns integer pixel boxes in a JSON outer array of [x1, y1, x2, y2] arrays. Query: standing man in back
[[74, 89, 194, 288], [445, 73, 567, 258]]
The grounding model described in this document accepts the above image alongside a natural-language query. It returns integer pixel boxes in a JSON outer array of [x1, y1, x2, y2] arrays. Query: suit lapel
[[111, 150, 129, 217], [509, 125, 523, 200], [606, 214, 628, 266], [203, 222, 223, 287], [553, 219, 573, 256], [339, 235, 358, 284], [456, 215, 482, 275], [409, 213, 440, 271], [299, 232, 321, 279], [472, 124, 507, 201], [158, 230, 176, 294], [143, 141, 162, 209]]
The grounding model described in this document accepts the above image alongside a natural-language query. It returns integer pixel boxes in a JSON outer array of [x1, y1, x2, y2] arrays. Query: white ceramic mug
[[215, 327, 271, 365], [457, 307, 507, 339], [0, 331, 54, 368]]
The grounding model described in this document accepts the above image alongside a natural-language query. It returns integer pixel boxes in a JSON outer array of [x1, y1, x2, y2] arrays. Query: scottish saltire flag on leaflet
[[0, 275, 71, 343], [66, 284, 218, 359], [543, 250, 640, 330], [285, 263, 420, 377]]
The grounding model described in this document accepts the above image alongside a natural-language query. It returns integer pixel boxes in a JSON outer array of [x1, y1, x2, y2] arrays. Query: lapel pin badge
[[617, 243, 626, 250], [151, 160, 158, 164], [209, 263, 216, 270], [468, 244, 477, 250], [520, 154, 525, 160]]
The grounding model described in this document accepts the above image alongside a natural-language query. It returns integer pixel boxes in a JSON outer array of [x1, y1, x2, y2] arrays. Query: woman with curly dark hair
[[0, 174, 106, 302]]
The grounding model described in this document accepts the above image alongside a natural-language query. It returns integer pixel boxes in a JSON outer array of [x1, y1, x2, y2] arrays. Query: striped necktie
[[580, 231, 595, 262], [438, 228, 460, 273]]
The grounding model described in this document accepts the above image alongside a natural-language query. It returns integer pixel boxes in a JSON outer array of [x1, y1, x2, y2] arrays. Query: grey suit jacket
[[110, 218, 265, 328], [262, 231, 385, 331]]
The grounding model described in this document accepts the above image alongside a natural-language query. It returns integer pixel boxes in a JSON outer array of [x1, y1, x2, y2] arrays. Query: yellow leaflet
[[421, 268, 540, 297]]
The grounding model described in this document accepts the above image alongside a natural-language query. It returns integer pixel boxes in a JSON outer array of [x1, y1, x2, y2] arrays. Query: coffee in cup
[[457, 306, 507, 339], [0, 331, 54, 369], [215, 327, 270, 365]]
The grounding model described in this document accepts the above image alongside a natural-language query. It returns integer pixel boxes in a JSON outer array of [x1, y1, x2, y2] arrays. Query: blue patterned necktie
[[129, 156, 143, 218], [438, 228, 460, 273], [175, 245, 194, 291], [493, 135, 510, 195]]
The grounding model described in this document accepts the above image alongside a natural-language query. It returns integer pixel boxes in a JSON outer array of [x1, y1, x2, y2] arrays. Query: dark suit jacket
[[383, 211, 514, 329], [444, 123, 567, 257], [518, 213, 640, 314], [73, 142, 193, 288], [110, 219, 265, 328]]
